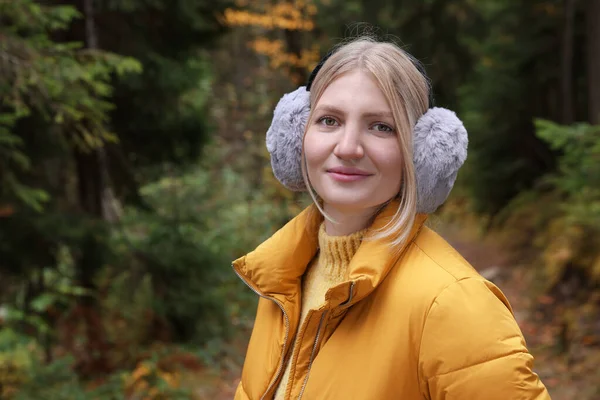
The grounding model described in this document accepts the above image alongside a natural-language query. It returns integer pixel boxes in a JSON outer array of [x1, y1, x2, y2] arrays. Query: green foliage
[[534, 119, 600, 227], [0, 329, 92, 399], [1, 0, 232, 395], [458, 0, 558, 215], [102, 0, 230, 168], [0, 328, 33, 398], [0, 328, 194, 399], [496, 120, 600, 287], [0, 0, 142, 211], [532, 120, 600, 283], [111, 143, 292, 343]]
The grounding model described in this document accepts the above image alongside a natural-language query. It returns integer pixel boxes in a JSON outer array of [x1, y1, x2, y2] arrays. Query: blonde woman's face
[[304, 70, 403, 216]]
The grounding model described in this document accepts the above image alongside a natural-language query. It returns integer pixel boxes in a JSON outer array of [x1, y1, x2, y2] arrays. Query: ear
[[413, 107, 468, 213], [266, 86, 310, 191]]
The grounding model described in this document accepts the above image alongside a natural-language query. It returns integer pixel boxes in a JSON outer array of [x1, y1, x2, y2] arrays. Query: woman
[[233, 37, 550, 400]]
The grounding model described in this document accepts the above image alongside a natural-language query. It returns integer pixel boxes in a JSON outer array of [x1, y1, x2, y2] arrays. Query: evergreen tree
[[0, 0, 229, 373]]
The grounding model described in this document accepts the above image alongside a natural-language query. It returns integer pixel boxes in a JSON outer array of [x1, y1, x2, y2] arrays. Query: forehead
[[315, 70, 392, 114]]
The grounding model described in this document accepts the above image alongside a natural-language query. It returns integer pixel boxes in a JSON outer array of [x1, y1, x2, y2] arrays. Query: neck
[[322, 203, 381, 236]]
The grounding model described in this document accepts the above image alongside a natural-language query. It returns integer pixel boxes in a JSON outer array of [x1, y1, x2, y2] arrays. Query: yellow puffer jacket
[[233, 202, 550, 400]]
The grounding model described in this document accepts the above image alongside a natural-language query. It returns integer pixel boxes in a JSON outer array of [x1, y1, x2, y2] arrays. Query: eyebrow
[[314, 104, 393, 119]]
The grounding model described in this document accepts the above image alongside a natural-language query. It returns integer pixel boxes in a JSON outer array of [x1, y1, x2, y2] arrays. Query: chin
[[319, 193, 382, 214]]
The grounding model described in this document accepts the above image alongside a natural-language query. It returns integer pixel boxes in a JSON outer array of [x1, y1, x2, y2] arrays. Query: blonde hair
[[301, 36, 430, 249]]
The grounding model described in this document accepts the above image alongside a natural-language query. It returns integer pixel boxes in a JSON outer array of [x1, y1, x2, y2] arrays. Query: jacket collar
[[233, 201, 428, 308]]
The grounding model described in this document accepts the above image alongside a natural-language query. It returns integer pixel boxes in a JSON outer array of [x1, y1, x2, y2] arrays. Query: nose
[[333, 124, 364, 161]]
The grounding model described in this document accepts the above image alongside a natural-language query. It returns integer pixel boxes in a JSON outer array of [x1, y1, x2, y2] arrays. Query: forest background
[[1, 0, 599, 399]]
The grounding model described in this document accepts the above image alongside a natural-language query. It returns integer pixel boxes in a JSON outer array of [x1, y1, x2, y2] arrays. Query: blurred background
[[1, 0, 599, 398]]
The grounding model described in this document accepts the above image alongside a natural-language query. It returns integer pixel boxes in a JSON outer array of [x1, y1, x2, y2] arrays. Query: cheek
[[373, 145, 404, 183], [303, 129, 327, 170]]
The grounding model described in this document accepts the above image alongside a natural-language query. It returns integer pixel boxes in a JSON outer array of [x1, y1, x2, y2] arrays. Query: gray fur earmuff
[[265, 86, 468, 214], [412, 107, 468, 213], [266, 86, 311, 192]]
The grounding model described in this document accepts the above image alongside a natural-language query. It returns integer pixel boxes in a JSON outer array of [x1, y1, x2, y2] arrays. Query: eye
[[372, 123, 394, 133], [317, 116, 339, 127]]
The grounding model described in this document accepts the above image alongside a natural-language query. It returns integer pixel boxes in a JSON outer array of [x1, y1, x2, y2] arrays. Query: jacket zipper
[[233, 265, 291, 400], [297, 309, 328, 399], [297, 281, 355, 400]]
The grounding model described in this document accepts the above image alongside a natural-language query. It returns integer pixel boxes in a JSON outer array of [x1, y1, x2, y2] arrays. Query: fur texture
[[266, 88, 468, 213], [413, 107, 468, 213], [266, 86, 310, 191]]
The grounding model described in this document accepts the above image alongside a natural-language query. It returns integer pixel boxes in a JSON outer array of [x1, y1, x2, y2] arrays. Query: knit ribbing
[[317, 223, 365, 281], [273, 223, 366, 400]]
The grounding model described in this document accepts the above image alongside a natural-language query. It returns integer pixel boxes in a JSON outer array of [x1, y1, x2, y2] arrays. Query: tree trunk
[[83, 0, 120, 222], [284, 28, 307, 85], [588, 0, 600, 124], [73, 150, 112, 376], [83, 0, 98, 49], [561, 0, 576, 124], [70, 0, 112, 376]]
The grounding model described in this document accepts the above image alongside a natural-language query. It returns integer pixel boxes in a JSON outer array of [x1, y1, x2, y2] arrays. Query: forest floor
[[197, 218, 600, 400]]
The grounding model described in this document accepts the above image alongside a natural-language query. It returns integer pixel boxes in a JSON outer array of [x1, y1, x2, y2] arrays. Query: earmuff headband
[[266, 47, 468, 213]]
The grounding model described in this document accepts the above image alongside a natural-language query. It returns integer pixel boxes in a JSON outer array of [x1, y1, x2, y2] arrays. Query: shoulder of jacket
[[409, 226, 482, 281], [399, 226, 513, 313], [382, 226, 490, 306], [375, 227, 485, 316]]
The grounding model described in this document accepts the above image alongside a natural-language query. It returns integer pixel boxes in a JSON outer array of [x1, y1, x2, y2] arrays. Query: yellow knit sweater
[[273, 223, 366, 400]]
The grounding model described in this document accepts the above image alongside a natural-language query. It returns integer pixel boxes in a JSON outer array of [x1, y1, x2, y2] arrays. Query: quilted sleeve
[[418, 278, 551, 400]]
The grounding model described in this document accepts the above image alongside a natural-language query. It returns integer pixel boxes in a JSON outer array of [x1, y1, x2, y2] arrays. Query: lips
[[327, 166, 371, 176], [326, 166, 373, 182]]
